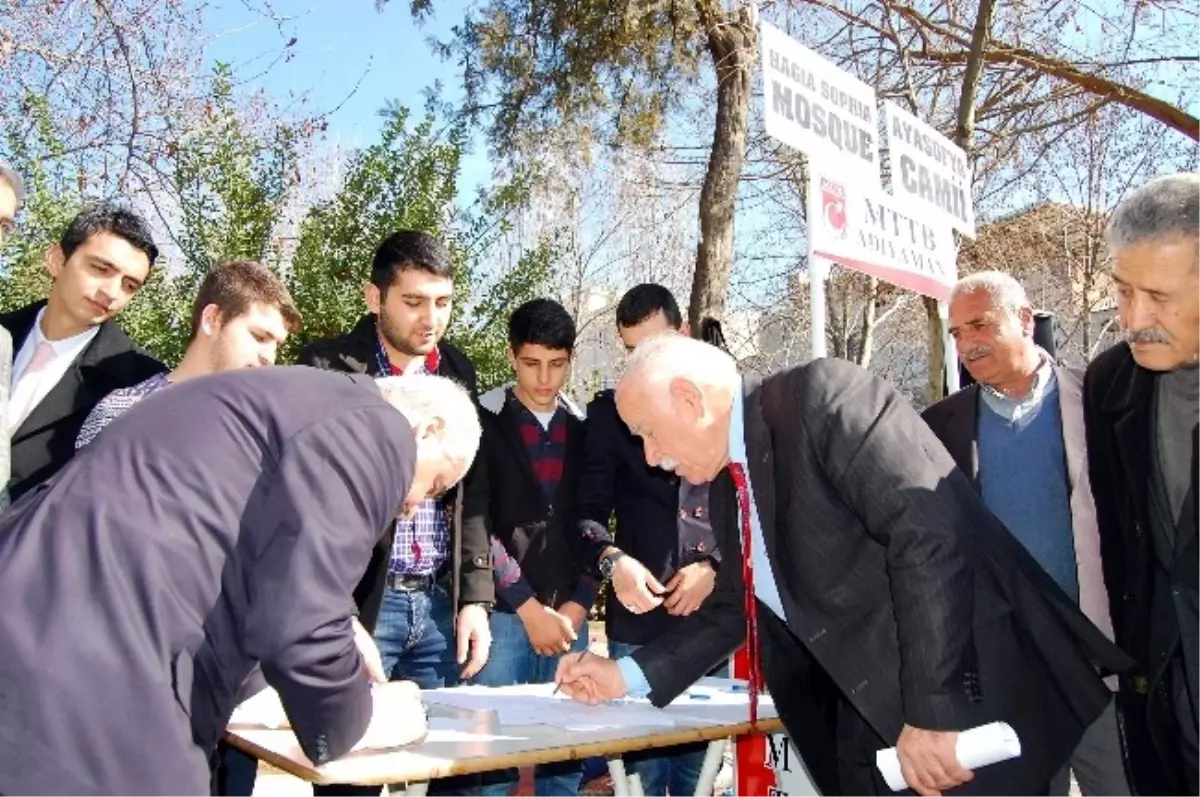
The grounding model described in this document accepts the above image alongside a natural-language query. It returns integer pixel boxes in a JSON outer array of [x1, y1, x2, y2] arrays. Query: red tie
[[729, 462, 762, 728]]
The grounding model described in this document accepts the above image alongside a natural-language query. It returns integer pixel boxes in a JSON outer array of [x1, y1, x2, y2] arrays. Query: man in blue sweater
[[922, 270, 1129, 796]]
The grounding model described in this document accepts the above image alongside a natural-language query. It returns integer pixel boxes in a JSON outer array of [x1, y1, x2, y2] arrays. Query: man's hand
[[559, 601, 589, 635], [554, 651, 628, 705], [662, 561, 716, 616], [456, 603, 492, 679], [516, 599, 576, 656], [352, 681, 426, 752], [895, 724, 973, 796], [353, 617, 388, 683], [610, 555, 667, 614]]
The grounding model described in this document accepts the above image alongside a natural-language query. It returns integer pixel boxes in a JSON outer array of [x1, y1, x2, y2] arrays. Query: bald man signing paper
[[0, 367, 481, 795], [555, 335, 1131, 796]]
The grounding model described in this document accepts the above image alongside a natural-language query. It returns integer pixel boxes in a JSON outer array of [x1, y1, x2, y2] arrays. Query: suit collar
[[1052, 365, 1088, 492], [1101, 346, 1154, 535], [2, 299, 144, 374], [937, 385, 981, 484], [740, 375, 779, 557], [1099, 343, 1154, 414], [3, 300, 154, 439], [1, 300, 47, 351]]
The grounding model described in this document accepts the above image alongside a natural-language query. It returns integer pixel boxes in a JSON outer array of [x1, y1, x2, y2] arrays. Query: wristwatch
[[599, 549, 626, 580]]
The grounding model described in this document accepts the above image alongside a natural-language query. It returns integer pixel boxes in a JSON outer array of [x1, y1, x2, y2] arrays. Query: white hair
[[950, 270, 1031, 317], [375, 374, 481, 476], [0, 162, 24, 205], [1106, 173, 1199, 252], [622, 332, 739, 396]]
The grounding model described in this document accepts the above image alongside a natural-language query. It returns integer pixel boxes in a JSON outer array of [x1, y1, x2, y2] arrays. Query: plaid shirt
[[377, 338, 449, 577], [76, 372, 171, 449], [511, 388, 568, 498], [492, 389, 598, 609]]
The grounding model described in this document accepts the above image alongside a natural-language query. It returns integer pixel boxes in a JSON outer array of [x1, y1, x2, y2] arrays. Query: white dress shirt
[[9, 308, 99, 431]]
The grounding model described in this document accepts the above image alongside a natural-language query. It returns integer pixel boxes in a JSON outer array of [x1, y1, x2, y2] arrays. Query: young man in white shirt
[[0, 202, 163, 500]]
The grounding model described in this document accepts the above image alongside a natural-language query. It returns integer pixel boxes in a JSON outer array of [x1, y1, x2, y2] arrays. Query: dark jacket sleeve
[[440, 341, 493, 606], [805, 360, 976, 730], [632, 470, 746, 705], [244, 407, 414, 765], [576, 394, 620, 575], [456, 446, 495, 605]]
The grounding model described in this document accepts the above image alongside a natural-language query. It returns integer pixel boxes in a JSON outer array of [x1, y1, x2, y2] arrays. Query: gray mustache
[[1126, 327, 1172, 345], [962, 345, 993, 361]]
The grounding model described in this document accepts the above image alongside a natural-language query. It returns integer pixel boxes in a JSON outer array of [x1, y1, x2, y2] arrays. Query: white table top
[[226, 678, 782, 786]]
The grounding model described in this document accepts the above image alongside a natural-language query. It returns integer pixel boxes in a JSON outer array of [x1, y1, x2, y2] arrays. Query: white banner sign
[[882, 101, 976, 238], [808, 170, 958, 302], [760, 21, 881, 188]]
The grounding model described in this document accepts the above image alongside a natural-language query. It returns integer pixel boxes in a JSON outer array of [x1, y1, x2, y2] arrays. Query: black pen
[[552, 648, 590, 695]]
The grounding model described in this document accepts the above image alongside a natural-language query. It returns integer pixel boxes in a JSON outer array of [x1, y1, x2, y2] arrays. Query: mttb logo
[[820, 177, 847, 239]]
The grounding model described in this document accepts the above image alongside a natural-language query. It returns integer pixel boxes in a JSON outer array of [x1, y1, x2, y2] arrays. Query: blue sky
[[200, 0, 492, 198]]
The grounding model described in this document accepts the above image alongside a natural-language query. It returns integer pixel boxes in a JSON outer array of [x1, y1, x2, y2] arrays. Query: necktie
[[8, 341, 56, 434], [729, 461, 763, 727]]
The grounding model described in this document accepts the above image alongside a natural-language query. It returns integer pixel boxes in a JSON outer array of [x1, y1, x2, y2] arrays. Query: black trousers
[[759, 608, 1053, 796]]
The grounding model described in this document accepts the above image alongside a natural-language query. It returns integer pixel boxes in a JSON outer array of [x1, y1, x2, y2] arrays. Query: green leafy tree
[[381, 0, 757, 331], [286, 103, 558, 389], [129, 64, 302, 366], [0, 93, 77, 310]]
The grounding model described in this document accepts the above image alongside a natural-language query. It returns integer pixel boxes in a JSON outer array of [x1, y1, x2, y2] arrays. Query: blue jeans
[[473, 609, 589, 796], [609, 641, 729, 796], [358, 582, 477, 796], [374, 583, 460, 688]]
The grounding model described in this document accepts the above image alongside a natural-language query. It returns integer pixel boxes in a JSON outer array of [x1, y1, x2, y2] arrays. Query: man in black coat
[[576, 285, 723, 796], [297, 231, 493, 689], [0, 366, 481, 795], [558, 334, 1132, 796], [1083, 173, 1199, 795], [1, 203, 164, 501], [299, 232, 490, 797]]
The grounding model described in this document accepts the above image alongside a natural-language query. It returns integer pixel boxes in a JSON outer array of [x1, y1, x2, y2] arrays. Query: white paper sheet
[[423, 683, 684, 730], [875, 722, 1022, 791]]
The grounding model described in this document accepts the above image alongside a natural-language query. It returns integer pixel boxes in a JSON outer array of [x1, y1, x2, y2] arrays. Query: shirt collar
[[32, 306, 101, 362], [978, 348, 1056, 421], [728, 375, 748, 467], [506, 386, 563, 421]]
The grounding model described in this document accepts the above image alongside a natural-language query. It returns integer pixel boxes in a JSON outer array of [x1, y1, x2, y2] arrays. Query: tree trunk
[[858, 276, 878, 368], [923, 296, 945, 402], [925, 0, 998, 404], [688, 0, 756, 331]]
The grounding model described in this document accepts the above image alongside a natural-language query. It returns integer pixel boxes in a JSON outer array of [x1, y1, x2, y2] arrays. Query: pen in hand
[[552, 649, 590, 695]]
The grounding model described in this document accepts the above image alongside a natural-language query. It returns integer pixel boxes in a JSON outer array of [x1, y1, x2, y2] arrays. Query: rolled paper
[[875, 722, 1021, 792]]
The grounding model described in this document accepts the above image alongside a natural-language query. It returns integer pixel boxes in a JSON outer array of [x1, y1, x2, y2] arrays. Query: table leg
[[629, 771, 646, 796], [391, 780, 430, 796], [607, 756, 632, 796], [693, 738, 727, 797]]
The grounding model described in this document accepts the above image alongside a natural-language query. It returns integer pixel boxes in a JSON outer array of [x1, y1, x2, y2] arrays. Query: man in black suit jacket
[[0, 366, 481, 795], [1, 203, 164, 501], [558, 334, 1131, 796], [1083, 173, 1199, 795], [576, 285, 723, 796]]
